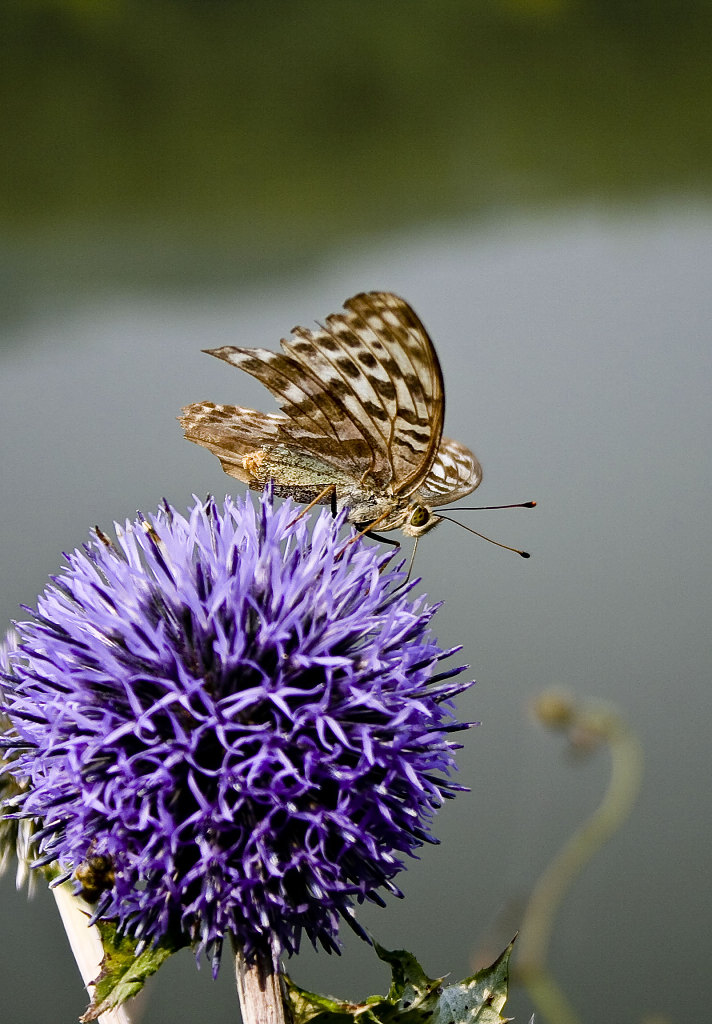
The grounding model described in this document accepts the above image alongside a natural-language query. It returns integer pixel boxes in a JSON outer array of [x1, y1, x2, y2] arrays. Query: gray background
[[2, 210, 710, 1023], [1, 6, 711, 1023]]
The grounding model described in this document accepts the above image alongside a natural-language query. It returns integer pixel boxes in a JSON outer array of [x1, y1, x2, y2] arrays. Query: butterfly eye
[[410, 506, 431, 529]]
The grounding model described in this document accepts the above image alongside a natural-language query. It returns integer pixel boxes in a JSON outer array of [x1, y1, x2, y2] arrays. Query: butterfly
[[180, 291, 482, 538]]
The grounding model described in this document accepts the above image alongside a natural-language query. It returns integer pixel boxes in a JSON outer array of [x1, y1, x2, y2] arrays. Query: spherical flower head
[[0, 490, 472, 973]]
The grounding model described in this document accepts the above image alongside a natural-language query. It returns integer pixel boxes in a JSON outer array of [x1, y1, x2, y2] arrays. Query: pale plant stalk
[[53, 882, 134, 1024], [233, 937, 287, 1024]]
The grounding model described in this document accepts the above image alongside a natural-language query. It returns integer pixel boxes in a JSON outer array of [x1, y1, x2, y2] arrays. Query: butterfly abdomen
[[242, 444, 355, 503]]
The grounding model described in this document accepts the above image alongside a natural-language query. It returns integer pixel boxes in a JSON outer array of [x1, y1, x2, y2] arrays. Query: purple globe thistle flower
[[0, 490, 472, 973]]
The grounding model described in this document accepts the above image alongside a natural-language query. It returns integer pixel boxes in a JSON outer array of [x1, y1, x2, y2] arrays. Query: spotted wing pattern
[[181, 292, 481, 532], [199, 292, 445, 494], [178, 403, 285, 484]]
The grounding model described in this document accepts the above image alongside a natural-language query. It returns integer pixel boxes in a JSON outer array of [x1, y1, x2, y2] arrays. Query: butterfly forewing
[[205, 293, 444, 493], [314, 292, 445, 494], [181, 292, 480, 536]]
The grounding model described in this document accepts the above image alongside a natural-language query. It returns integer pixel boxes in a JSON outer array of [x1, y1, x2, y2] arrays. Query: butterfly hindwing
[[180, 402, 285, 483], [415, 438, 483, 507]]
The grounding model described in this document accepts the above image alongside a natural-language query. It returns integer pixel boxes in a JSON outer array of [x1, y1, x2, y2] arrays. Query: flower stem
[[232, 938, 287, 1024], [52, 882, 134, 1024]]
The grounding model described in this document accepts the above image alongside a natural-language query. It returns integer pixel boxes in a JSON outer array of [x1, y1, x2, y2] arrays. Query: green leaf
[[430, 942, 513, 1024], [80, 921, 183, 1023], [284, 940, 514, 1024]]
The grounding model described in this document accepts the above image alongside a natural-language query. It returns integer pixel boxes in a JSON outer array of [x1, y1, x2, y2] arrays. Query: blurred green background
[[1, 3, 711, 1023], [3, 0, 712, 298]]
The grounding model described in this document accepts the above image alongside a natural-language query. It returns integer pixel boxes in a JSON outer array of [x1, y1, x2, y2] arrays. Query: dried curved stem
[[515, 700, 644, 1024]]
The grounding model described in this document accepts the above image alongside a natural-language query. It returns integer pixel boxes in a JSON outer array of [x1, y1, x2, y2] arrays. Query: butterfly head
[[401, 503, 441, 538]]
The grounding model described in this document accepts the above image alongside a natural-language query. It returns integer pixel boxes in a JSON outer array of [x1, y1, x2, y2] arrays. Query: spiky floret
[[0, 490, 472, 972]]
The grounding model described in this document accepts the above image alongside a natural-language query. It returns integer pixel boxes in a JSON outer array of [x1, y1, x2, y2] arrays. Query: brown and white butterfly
[[180, 291, 482, 538]]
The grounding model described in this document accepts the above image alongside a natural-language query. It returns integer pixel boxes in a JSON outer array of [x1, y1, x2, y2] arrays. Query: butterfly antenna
[[436, 514, 532, 558], [440, 501, 537, 511]]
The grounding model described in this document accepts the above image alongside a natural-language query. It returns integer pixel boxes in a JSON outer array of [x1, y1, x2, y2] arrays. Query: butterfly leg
[[365, 529, 407, 579], [287, 484, 337, 527], [364, 530, 400, 548], [336, 508, 396, 558]]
